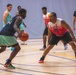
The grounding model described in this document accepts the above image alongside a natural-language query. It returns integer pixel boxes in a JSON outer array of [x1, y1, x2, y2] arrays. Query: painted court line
[[13, 63, 76, 67], [0, 68, 33, 75], [48, 54, 76, 62], [16, 52, 40, 57], [0, 63, 65, 75], [17, 67, 65, 75]]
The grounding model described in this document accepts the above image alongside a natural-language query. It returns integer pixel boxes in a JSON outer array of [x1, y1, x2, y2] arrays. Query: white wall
[[0, 0, 76, 38]]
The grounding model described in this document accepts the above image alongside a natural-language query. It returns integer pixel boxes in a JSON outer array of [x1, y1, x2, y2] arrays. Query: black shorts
[[49, 32, 72, 45], [43, 27, 48, 35]]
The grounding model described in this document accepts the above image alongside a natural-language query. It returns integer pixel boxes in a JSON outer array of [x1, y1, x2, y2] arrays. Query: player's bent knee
[[14, 45, 21, 51], [68, 41, 74, 44], [69, 42, 75, 46], [17, 47, 21, 51], [17, 46, 21, 51]]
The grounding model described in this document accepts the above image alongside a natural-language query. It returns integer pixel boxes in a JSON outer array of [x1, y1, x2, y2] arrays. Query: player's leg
[[40, 27, 48, 50], [39, 45, 54, 63], [39, 33, 60, 63], [11, 35, 18, 51], [62, 32, 76, 57], [0, 46, 6, 53], [4, 43, 21, 69], [68, 42, 76, 57], [61, 40, 68, 50]]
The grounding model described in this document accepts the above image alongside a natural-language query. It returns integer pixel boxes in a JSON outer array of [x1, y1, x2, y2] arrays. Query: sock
[[5, 59, 11, 64], [40, 56, 45, 60], [43, 45, 46, 48], [64, 43, 66, 45]]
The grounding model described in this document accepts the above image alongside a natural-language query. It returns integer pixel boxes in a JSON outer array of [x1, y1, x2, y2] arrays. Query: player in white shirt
[[40, 7, 51, 50]]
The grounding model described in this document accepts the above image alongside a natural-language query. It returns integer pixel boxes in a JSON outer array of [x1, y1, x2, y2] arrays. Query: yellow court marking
[[51, 52, 75, 59]]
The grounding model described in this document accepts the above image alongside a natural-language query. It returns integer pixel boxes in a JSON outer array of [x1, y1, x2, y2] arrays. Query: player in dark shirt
[[0, 8, 27, 69]]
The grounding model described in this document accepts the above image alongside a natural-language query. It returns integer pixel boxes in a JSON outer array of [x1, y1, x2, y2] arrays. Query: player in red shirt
[[40, 7, 51, 50], [39, 12, 76, 63]]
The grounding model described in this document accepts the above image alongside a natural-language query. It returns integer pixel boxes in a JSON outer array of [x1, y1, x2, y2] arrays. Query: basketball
[[19, 32, 29, 41]]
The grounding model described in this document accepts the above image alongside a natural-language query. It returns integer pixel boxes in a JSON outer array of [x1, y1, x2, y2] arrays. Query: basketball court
[[0, 1, 76, 75], [0, 39, 76, 75]]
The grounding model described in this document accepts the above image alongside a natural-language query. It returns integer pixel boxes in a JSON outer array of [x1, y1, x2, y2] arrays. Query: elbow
[[13, 25, 16, 30]]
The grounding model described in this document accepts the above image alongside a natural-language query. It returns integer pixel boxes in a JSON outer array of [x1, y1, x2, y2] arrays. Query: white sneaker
[[21, 42, 27, 45], [64, 44, 68, 50], [40, 47, 46, 50]]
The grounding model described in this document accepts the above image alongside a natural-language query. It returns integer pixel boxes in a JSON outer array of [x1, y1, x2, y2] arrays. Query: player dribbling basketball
[[0, 9, 27, 69]]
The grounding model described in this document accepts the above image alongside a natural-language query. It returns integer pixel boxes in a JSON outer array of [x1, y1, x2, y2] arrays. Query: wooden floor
[[0, 39, 76, 75]]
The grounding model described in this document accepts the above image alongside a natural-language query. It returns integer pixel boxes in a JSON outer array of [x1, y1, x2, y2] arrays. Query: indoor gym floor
[[0, 39, 76, 75]]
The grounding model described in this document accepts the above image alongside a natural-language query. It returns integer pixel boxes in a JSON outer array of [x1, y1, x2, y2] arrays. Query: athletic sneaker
[[40, 47, 46, 50], [38, 56, 45, 63], [21, 42, 27, 45], [4, 63, 15, 69], [38, 59, 44, 63], [64, 44, 68, 50]]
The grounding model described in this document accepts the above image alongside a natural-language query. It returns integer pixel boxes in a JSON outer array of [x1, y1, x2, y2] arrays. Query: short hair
[[42, 7, 47, 10], [19, 8, 27, 14], [51, 12, 57, 18], [7, 4, 12, 7], [17, 6, 21, 9]]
